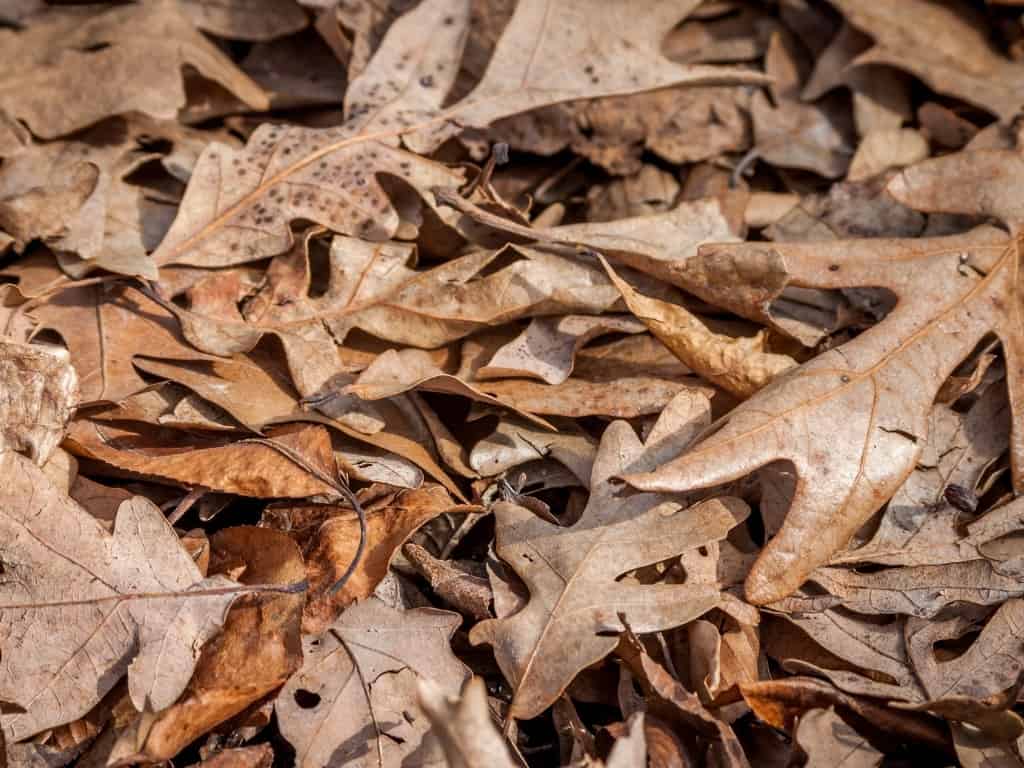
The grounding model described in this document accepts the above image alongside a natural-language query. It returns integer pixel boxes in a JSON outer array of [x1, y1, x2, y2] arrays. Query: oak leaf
[[0, 451, 253, 741], [151, 0, 762, 270], [624, 224, 1024, 604], [277, 598, 468, 768], [469, 414, 749, 719], [0, 0, 267, 139]]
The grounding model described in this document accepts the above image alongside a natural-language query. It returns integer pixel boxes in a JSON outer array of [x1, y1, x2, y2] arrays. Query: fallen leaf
[[418, 676, 518, 768], [277, 598, 468, 768], [625, 223, 1024, 604], [118, 527, 305, 763], [0, 451, 254, 741], [300, 483, 459, 632], [180, 0, 307, 41], [0, 338, 78, 464], [0, 0, 267, 139], [828, 0, 1024, 120], [795, 707, 883, 768], [602, 257, 797, 398], [470, 415, 749, 718]]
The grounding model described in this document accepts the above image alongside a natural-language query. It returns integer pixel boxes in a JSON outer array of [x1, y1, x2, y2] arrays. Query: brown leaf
[[300, 483, 459, 632], [118, 526, 304, 763], [470, 414, 749, 719], [277, 598, 468, 768], [0, 339, 78, 464], [740, 677, 952, 755], [404, 543, 493, 621], [180, 0, 307, 42], [0, 1, 267, 139], [624, 225, 1024, 604], [191, 744, 274, 768], [31, 283, 212, 404], [418, 677, 518, 768], [601, 257, 797, 398], [828, 0, 1024, 120], [152, 0, 761, 269], [65, 420, 338, 499], [0, 451, 253, 741], [795, 707, 883, 768]]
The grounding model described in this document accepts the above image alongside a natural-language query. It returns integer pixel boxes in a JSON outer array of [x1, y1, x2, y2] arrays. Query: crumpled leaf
[[601, 257, 797, 398], [0, 451, 252, 741], [0, 338, 78, 464], [0, 0, 267, 139], [277, 598, 468, 768], [470, 413, 749, 719], [625, 219, 1024, 604], [152, 0, 761, 269]]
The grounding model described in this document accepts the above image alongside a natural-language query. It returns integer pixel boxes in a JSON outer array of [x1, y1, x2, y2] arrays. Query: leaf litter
[[2, 0, 1024, 766]]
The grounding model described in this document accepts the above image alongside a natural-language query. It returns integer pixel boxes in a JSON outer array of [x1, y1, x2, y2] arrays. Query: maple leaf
[[151, 0, 763, 270], [0, 451, 277, 741], [277, 598, 468, 768], [624, 225, 1024, 605], [470, 414, 749, 719]]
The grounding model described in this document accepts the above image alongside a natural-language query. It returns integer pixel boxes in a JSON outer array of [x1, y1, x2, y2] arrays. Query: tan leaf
[[418, 677, 518, 768], [151, 0, 761, 269], [601, 257, 797, 398], [277, 598, 468, 768], [470, 416, 749, 719], [795, 707, 883, 768], [468, 416, 597, 482], [847, 129, 929, 182], [0, 452, 254, 741], [750, 89, 852, 178], [0, 339, 78, 464], [116, 526, 305, 763], [475, 315, 646, 385], [0, 0, 267, 139], [828, 0, 1024, 120], [345, 348, 553, 429], [191, 744, 274, 768], [180, 0, 307, 41], [624, 225, 1024, 604]]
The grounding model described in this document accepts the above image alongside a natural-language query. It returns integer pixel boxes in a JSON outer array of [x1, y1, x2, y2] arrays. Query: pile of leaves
[[2, 0, 1024, 765]]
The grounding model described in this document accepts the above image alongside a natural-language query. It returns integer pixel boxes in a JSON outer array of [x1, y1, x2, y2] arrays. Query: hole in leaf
[[293, 689, 321, 709]]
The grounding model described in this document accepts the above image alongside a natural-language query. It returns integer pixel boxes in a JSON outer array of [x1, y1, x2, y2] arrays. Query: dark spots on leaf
[[294, 689, 321, 709], [400, 161, 411, 171], [829, 264, 840, 272], [840, 375, 851, 383], [584, 65, 594, 75], [443, 15, 454, 25], [283, 147, 292, 155], [230, 243, 239, 252], [420, 75, 435, 88]]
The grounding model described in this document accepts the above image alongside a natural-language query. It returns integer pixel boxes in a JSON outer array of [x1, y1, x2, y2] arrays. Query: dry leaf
[[795, 707, 883, 768], [0, 451, 250, 741], [180, 0, 308, 41], [0, 1, 267, 139], [602, 257, 797, 398], [418, 677, 518, 768], [829, 0, 1024, 120], [0, 339, 78, 464], [625, 223, 1024, 604], [116, 527, 304, 763], [470, 416, 749, 719], [277, 598, 468, 768]]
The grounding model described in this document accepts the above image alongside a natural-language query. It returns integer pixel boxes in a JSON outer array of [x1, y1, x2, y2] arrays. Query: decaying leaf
[[418, 677, 517, 768], [0, 338, 78, 464], [277, 598, 468, 768], [471, 412, 749, 718]]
